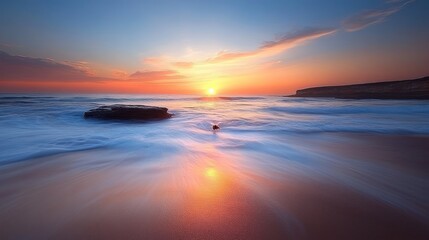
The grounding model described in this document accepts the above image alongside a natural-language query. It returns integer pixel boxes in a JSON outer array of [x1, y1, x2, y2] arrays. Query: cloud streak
[[343, 0, 413, 31], [172, 61, 194, 69], [0, 50, 107, 82], [207, 27, 337, 63], [128, 70, 185, 82], [0, 50, 189, 86]]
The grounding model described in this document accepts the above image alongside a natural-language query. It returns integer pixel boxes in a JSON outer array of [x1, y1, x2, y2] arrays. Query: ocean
[[0, 94, 428, 239]]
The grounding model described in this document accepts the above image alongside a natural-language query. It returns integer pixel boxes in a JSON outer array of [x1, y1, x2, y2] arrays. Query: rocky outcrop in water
[[84, 104, 172, 120], [289, 76, 429, 99]]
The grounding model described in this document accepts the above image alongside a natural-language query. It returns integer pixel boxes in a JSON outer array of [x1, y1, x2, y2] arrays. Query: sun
[[207, 88, 216, 96]]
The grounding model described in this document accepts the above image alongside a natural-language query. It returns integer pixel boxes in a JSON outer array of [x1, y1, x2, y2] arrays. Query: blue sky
[[0, 0, 428, 94]]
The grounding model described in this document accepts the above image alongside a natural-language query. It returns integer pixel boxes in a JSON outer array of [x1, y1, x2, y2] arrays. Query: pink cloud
[[0, 50, 109, 82], [207, 27, 336, 63], [128, 70, 185, 82], [172, 61, 194, 69]]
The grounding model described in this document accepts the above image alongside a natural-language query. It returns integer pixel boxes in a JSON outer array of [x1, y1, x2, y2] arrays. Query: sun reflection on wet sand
[[0, 147, 293, 239], [0, 134, 428, 239]]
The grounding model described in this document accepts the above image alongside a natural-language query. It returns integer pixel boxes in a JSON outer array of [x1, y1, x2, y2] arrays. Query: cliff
[[289, 76, 429, 99]]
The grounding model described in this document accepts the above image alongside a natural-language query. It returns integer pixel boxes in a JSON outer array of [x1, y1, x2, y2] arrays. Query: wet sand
[[0, 133, 428, 239]]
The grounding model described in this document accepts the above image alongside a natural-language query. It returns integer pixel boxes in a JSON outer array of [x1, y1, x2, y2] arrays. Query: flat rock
[[84, 104, 172, 120]]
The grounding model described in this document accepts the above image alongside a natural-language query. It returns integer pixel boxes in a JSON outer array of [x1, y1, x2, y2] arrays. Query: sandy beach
[[1, 133, 428, 239]]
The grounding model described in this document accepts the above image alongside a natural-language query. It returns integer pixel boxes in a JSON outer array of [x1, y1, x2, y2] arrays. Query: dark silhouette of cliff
[[289, 76, 429, 99]]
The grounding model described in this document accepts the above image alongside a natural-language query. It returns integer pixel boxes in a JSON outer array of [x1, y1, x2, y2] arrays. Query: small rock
[[212, 124, 220, 130]]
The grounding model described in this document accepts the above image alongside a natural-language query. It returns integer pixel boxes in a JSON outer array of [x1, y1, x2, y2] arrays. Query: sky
[[0, 0, 428, 95]]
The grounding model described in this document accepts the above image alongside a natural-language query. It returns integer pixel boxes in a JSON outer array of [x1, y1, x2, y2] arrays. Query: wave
[[0, 95, 267, 104], [266, 105, 429, 115], [0, 96, 55, 99], [1, 94, 429, 165]]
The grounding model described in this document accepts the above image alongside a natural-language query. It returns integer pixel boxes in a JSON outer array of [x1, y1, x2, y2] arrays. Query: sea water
[[1, 94, 428, 163], [0, 94, 428, 238]]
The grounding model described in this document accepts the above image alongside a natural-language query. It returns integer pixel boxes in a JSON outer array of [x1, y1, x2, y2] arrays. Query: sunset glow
[[207, 88, 216, 96], [0, 1, 427, 94]]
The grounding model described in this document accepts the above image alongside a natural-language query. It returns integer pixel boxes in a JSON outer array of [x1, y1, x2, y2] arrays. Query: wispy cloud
[[343, 0, 413, 31], [111, 69, 129, 78], [0, 50, 108, 82], [128, 70, 184, 82], [142, 56, 168, 66], [207, 27, 337, 63], [0, 50, 188, 85], [0, 43, 13, 48], [172, 61, 194, 69], [64, 61, 96, 75]]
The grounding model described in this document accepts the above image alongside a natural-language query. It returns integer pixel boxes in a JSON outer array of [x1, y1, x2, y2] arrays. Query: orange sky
[[1, 0, 428, 95]]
